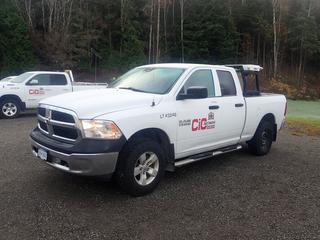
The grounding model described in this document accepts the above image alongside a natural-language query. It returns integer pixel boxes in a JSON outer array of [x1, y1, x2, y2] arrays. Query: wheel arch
[[123, 128, 175, 171], [0, 94, 26, 111], [257, 113, 277, 141]]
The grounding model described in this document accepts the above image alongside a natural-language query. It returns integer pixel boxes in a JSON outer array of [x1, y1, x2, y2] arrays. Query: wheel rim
[[261, 130, 271, 149], [2, 102, 17, 117], [134, 152, 159, 186]]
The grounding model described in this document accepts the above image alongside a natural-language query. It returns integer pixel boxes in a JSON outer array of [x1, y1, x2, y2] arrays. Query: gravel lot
[[0, 115, 320, 240]]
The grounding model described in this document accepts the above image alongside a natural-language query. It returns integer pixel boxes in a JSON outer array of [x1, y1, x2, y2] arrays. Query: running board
[[174, 145, 242, 167]]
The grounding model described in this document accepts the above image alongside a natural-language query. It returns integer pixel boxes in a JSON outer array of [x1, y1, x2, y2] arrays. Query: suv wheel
[[0, 99, 21, 119], [248, 121, 274, 156], [115, 138, 166, 196]]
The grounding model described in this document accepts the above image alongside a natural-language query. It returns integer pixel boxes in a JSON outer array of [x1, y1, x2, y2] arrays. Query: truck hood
[[40, 88, 163, 119], [0, 82, 19, 89]]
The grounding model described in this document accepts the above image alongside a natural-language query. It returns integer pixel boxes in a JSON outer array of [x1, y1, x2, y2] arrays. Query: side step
[[174, 145, 242, 167]]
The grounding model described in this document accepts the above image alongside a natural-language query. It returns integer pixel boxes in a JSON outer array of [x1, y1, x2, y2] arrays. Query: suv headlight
[[81, 120, 122, 139]]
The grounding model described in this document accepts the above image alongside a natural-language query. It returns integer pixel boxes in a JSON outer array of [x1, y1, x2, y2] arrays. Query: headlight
[[81, 120, 122, 139]]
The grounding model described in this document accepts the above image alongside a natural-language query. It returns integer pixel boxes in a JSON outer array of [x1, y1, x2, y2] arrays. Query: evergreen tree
[[0, 0, 35, 76]]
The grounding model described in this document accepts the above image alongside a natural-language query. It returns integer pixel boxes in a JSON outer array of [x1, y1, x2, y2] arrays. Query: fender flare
[[254, 113, 277, 141]]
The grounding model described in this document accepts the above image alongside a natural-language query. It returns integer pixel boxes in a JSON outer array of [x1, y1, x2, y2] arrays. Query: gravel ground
[[0, 115, 320, 240]]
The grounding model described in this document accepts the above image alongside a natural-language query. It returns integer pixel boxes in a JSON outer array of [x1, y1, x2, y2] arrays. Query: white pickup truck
[[0, 70, 107, 118], [30, 64, 287, 196]]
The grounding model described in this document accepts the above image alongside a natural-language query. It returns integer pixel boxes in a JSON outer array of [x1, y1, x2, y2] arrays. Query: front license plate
[[38, 148, 48, 161]]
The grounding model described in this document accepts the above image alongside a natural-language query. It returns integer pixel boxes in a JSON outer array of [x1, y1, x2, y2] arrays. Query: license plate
[[38, 148, 48, 161]]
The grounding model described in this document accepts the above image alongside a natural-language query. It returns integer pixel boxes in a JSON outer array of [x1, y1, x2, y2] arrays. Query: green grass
[[287, 100, 320, 121], [286, 100, 320, 135]]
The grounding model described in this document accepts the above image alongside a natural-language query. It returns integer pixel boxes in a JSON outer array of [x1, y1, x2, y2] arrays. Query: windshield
[[10, 72, 34, 83], [109, 67, 185, 94]]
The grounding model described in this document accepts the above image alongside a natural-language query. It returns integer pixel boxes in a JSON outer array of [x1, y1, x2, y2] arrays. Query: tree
[[148, 0, 154, 63], [0, 0, 35, 75], [272, 0, 280, 78], [0, 0, 319, 91], [179, 0, 184, 63], [156, 0, 161, 63], [288, 0, 320, 86]]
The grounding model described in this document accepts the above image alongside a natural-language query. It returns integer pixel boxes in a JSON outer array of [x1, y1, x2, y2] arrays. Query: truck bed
[[72, 82, 107, 91], [240, 93, 287, 142]]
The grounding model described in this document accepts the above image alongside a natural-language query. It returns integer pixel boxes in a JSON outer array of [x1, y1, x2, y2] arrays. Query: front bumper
[[31, 138, 119, 176]]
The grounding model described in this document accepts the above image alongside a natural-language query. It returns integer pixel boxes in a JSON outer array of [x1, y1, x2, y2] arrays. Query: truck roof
[[138, 63, 215, 68], [138, 63, 263, 72], [25, 71, 66, 74]]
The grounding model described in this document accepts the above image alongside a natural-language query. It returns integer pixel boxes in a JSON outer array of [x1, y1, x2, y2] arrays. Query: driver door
[[176, 69, 219, 158]]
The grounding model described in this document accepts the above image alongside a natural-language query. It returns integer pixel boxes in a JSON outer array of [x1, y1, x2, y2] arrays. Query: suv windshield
[[10, 72, 35, 83], [109, 67, 185, 94]]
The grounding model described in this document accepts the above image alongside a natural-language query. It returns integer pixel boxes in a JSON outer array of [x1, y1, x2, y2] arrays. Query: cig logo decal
[[192, 118, 207, 131], [29, 88, 45, 95], [191, 112, 215, 132]]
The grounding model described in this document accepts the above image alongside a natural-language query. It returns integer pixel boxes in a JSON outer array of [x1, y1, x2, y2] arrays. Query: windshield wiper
[[118, 87, 148, 93]]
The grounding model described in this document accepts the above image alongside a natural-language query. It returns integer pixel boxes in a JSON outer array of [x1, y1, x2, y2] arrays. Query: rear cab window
[[50, 74, 68, 85], [216, 70, 237, 96]]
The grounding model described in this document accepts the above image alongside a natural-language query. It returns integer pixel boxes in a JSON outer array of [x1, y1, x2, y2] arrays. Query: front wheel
[[248, 121, 274, 156], [115, 138, 166, 196], [0, 99, 21, 119]]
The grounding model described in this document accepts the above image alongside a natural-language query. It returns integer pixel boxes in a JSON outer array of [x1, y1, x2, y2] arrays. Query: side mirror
[[29, 79, 39, 85], [177, 86, 208, 100]]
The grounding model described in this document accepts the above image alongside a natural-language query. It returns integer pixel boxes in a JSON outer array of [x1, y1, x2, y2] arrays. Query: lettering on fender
[[179, 119, 191, 127], [160, 113, 177, 119]]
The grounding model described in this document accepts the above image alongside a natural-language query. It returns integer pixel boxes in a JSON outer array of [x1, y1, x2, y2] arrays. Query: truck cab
[[0, 71, 106, 118]]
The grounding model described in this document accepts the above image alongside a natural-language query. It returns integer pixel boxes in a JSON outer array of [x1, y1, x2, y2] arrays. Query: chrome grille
[[37, 106, 81, 142]]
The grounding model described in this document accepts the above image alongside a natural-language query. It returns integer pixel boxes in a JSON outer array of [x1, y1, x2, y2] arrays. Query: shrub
[[264, 79, 320, 100]]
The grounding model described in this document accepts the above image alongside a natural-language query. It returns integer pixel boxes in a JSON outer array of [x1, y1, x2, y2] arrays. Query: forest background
[[1, 0, 320, 99]]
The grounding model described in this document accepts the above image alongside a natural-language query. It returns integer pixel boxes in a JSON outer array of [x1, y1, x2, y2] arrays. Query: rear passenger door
[[25, 74, 70, 108], [211, 69, 246, 146], [46, 74, 71, 98]]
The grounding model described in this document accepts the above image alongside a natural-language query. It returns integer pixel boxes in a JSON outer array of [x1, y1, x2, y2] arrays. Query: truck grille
[[37, 106, 80, 142]]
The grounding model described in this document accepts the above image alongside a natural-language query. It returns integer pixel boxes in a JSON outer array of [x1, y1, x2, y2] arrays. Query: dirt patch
[[286, 119, 320, 137]]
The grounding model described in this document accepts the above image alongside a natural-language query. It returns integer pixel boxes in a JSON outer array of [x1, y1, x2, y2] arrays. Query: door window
[[27, 74, 50, 86], [181, 69, 215, 97], [26, 74, 67, 86], [217, 70, 237, 96]]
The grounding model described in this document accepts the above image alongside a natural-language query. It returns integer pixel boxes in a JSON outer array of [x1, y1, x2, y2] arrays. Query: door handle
[[209, 105, 219, 110], [235, 103, 244, 107]]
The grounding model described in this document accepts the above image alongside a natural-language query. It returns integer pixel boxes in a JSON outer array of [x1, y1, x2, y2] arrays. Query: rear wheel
[[115, 138, 166, 196], [248, 121, 274, 156], [0, 99, 21, 119]]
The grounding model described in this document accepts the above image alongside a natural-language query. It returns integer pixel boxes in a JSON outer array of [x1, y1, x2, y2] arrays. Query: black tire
[[115, 138, 166, 196], [0, 99, 21, 119], [248, 121, 274, 156]]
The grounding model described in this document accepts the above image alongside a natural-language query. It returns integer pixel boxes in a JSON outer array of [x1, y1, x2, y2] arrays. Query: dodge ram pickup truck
[[0, 70, 106, 119], [30, 64, 287, 196]]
